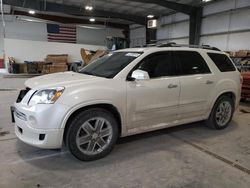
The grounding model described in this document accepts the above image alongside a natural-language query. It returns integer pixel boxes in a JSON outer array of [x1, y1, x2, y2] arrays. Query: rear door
[[174, 51, 215, 121]]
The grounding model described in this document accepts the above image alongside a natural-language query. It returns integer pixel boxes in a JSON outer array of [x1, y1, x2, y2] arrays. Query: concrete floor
[[0, 77, 250, 188]]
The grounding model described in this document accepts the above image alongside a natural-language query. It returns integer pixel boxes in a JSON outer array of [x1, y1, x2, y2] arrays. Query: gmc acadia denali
[[11, 44, 241, 161]]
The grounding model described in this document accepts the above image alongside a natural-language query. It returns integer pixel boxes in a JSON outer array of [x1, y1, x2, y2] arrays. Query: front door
[[126, 51, 180, 135]]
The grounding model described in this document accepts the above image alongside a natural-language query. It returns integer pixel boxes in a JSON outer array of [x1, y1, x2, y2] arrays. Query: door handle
[[206, 80, 214, 85], [168, 84, 178, 89]]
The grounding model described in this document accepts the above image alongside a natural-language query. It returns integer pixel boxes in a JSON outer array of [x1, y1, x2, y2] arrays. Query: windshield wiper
[[81, 71, 95, 76], [81, 71, 105, 78]]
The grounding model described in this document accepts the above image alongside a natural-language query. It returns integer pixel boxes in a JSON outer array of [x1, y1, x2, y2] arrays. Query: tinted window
[[175, 51, 211, 75], [138, 52, 176, 78], [80, 52, 142, 78], [208, 53, 236, 72]]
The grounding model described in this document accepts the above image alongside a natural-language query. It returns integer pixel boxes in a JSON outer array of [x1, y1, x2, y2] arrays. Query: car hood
[[25, 71, 106, 89]]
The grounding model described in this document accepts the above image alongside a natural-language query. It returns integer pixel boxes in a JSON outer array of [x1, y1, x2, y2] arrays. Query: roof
[[117, 44, 224, 54]]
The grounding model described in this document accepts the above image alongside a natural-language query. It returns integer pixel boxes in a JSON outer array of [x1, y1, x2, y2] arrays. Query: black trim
[[10, 106, 15, 123]]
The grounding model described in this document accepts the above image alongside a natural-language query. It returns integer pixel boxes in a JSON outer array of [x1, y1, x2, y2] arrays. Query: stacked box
[[236, 50, 250, 57], [19, 63, 27, 73], [43, 54, 68, 74], [42, 64, 68, 74]]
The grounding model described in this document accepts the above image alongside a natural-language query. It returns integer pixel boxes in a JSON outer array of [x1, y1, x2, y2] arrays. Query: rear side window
[[175, 51, 211, 75], [207, 53, 236, 72]]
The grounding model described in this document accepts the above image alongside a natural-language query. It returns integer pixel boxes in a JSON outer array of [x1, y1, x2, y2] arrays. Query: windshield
[[79, 52, 142, 78]]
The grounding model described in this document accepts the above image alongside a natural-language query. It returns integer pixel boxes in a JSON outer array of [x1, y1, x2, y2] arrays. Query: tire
[[66, 108, 119, 161], [206, 95, 234, 130]]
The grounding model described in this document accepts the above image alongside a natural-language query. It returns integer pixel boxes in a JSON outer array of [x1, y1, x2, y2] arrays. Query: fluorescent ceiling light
[[89, 18, 95, 22], [147, 15, 154, 19], [78, 25, 103, 30], [28, 10, 35, 14], [202, 0, 212, 2], [85, 5, 93, 10]]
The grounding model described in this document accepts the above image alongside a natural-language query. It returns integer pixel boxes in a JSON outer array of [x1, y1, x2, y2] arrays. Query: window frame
[[126, 51, 178, 80], [207, 52, 236, 72], [174, 51, 212, 76]]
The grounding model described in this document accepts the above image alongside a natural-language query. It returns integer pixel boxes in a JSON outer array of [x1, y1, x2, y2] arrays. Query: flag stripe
[[48, 34, 76, 38]]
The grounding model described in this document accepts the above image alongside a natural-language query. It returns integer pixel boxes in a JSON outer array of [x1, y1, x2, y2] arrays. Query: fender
[[60, 99, 126, 135]]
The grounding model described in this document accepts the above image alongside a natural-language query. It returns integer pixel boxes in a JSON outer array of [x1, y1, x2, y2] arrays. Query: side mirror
[[131, 69, 150, 80]]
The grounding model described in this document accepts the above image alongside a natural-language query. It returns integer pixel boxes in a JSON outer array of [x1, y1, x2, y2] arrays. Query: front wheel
[[66, 108, 118, 161], [206, 96, 234, 130]]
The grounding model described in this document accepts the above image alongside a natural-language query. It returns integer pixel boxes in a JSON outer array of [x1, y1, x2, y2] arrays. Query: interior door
[[174, 51, 215, 121], [126, 52, 180, 134]]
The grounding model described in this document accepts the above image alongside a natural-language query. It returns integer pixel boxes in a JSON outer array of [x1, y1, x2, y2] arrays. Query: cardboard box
[[236, 50, 250, 57], [42, 64, 68, 74], [49, 65, 68, 73], [19, 63, 27, 73], [45, 54, 68, 65]]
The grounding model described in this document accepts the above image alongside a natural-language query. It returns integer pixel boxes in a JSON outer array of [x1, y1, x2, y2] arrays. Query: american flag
[[47, 24, 76, 43]]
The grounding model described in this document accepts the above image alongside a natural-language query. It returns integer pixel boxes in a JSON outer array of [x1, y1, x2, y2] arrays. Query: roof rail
[[157, 43, 221, 51]]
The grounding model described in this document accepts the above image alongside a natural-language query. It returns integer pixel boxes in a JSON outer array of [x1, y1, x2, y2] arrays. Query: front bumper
[[12, 102, 69, 149], [15, 120, 64, 149]]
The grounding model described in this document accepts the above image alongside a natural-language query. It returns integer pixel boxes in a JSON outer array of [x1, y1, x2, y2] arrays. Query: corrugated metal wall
[[129, 24, 146, 47], [130, 0, 250, 51]]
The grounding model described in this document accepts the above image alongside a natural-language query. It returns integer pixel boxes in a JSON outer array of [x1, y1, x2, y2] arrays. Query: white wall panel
[[230, 8, 250, 31], [203, 0, 250, 16], [203, 0, 236, 16], [157, 21, 189, 40], [77, 27, 124, 45], [159, 13, 189, 25], [227, 31, 250, 50], [4, 38, 106, 63], [200, 31, 250, 51], [201, 12, 231, 35], [202, 8, 250, 35], [237, 0, 250, 8]]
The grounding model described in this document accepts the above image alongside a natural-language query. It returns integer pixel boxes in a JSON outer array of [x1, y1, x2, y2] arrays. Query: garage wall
[[157, 13, 189, 44], [200, 0, 250, 51], [155, 0, 250, 51], [0, 15, 124, 66]]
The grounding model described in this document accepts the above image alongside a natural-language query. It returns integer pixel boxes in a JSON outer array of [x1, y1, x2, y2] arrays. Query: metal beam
[[3, 0, 147, 25], [125, 0, 195, 15], [146, 27, 157, 44], [14, 10, 129, 30], [189, 7, 202, 45]]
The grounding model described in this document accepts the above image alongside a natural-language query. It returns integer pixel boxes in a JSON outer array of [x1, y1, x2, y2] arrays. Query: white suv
[[11, 44, 241, 161]]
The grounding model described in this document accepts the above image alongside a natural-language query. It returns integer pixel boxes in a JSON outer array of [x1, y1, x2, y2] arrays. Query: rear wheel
[[206, 96, 234, 129], [66, 108, 118, 161]]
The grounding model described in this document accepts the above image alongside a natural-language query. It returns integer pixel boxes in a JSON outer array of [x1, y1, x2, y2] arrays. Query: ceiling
[[48, 0, 197, 17], [3, 0, 220, 28]]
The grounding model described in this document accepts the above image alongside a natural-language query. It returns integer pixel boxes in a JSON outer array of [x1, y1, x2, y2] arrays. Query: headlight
[[29, 87, 64, 106]]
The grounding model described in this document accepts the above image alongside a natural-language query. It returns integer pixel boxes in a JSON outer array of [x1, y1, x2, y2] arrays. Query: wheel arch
[[208, 90, 236, 117], [62, 103, 123, 144]]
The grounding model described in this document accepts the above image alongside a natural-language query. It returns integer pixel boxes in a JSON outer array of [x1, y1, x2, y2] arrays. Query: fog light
[[39, 134, 45, 141]]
